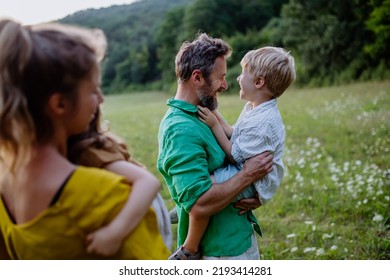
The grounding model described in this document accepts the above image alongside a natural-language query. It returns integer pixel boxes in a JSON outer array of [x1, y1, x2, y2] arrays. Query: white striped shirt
[[230, 99, 285, 204]]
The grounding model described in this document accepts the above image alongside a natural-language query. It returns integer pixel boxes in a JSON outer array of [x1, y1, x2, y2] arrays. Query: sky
[[0, 0, 138, 25]]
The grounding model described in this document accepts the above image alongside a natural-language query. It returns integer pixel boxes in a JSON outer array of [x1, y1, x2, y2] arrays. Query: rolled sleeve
[[159, 126, 212, 213]]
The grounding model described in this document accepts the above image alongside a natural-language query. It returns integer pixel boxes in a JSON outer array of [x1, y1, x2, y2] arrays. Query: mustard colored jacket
[[0, 167, 170, 259]]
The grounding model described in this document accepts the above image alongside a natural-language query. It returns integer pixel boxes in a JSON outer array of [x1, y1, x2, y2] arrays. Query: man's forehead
[[212, 57, 227, 75]]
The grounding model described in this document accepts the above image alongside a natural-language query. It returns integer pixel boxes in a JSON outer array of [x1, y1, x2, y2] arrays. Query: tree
[[183, 0, 288, 38], [264, 0, 374, 85], [156, 6, 187, 85], [364, 0, 390, 61]]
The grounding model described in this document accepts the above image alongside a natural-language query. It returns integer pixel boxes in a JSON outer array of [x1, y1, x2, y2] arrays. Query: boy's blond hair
[[241, 47, 296, 97]]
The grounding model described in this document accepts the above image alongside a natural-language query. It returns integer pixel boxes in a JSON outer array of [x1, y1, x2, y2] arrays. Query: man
[[157, 33, 273, 260]]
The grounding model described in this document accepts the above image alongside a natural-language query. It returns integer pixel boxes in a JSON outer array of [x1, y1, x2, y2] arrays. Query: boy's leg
[[169, 214, 209, 260]]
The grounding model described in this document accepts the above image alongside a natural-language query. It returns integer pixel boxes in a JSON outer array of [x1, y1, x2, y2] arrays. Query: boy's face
[[237, 68, 257, 102]]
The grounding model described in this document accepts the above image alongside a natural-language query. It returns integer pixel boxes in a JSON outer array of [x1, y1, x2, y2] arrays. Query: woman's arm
[[85, 160, 160, 256]]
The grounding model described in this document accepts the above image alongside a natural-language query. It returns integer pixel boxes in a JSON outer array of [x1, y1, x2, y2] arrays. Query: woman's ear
[[46, 92, 67, 117]]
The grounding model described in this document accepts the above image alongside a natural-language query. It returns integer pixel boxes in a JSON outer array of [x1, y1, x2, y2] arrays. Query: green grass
[[102, 81, 390, 259]]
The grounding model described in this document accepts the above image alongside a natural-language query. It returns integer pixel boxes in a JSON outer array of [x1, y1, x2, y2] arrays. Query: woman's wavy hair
[[0, 18, 106, 181]]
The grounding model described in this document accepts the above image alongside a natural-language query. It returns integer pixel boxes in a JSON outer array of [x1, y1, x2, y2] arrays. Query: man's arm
[[190, 151, 273, 219]]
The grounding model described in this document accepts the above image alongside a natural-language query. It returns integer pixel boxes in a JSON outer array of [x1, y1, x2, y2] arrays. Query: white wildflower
[[372, 214, 384, 222], [303, 247, 316, 253], [290, 247, 298, 253], [316, 248, 325, 256], [322, 233, 333, 239], [286, 234, 296, 238], [330, 245, 338, 251]]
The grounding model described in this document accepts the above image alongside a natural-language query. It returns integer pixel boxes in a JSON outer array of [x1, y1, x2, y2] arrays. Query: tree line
[[60, 0, 389, 94]]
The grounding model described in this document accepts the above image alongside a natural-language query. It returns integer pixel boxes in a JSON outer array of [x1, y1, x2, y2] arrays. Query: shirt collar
[[245, 98, 277, 114], [167, 98, 198, 113]]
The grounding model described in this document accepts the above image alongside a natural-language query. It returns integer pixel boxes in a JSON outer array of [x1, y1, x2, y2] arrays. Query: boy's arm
[[85, 160, 160, 256], [213, 109, 233, 138], [197, 106, 235, 163]]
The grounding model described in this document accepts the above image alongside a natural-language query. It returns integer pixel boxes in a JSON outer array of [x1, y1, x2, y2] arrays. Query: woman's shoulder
[[61, 166, 129, 203], [68, 166, 127, 188], [56, 166, 130, 224]]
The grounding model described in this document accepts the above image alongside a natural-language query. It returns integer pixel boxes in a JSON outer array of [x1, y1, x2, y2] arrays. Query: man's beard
[[198, 84, 218, 111]]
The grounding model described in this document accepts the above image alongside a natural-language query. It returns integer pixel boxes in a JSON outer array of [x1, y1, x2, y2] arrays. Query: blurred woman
[[0, 18, 169, 259]]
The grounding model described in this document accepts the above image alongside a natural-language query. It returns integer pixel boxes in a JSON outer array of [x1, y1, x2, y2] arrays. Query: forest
[[60, 0, 389, 94]]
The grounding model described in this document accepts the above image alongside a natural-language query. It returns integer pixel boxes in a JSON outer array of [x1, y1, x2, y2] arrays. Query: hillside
[[59, 0, 389, 93], [60, 0, 193, 93]]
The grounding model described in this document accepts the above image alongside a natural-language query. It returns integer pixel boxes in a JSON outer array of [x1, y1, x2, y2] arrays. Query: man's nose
[[221, 79, 228, 91]]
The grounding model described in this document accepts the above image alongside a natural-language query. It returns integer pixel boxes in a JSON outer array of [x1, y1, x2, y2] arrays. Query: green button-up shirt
[[157, 98, 256, 256]]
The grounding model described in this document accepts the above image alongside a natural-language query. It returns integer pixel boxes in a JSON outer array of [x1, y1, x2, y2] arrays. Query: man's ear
[[191, 70, 203, 85], [46, 92, 67, 117], [255, 77, 265, 89]]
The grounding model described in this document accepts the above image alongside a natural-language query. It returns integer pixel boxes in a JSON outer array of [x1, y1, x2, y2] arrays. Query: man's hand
[[242, 151, 273, 182]]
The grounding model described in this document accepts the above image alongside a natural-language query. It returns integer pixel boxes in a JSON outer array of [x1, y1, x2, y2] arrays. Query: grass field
[[102, 80, 390, 260]]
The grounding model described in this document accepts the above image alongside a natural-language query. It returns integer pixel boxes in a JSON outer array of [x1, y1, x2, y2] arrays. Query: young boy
[[170, 46, 296, 259]]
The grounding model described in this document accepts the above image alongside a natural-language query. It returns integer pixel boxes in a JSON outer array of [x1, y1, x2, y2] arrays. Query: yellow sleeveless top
[[0, 167, 170, 259]]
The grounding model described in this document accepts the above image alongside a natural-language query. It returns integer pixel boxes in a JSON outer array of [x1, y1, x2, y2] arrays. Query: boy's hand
[[197, 106, 219, 128], [235, 196, 262, 215]]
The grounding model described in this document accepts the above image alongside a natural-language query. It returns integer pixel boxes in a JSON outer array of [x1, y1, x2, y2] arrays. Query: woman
[[0, 19, 169, 259]]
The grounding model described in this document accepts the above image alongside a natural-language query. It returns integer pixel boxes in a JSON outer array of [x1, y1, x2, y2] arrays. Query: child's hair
[[67, 108, 125, 163], [175, 33, 232, 82], [240, 47, 296, 97], [67, 108, 107, 163], [0, 18, 106, 179], [67, 107, 144, 169]]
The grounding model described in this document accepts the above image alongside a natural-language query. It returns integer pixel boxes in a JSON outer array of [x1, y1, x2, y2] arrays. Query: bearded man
[[157, 33, 273, 260]]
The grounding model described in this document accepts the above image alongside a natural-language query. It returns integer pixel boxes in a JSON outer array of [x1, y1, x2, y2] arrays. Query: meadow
[[102, 80, 390, 260]]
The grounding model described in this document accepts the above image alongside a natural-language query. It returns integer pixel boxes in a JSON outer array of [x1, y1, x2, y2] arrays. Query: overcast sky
[[1, 0, 138, 25]]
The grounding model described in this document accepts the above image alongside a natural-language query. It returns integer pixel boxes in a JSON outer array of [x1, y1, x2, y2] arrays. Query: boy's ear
[[255, 77, 265, 89], [46, 92, 67, 117]]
